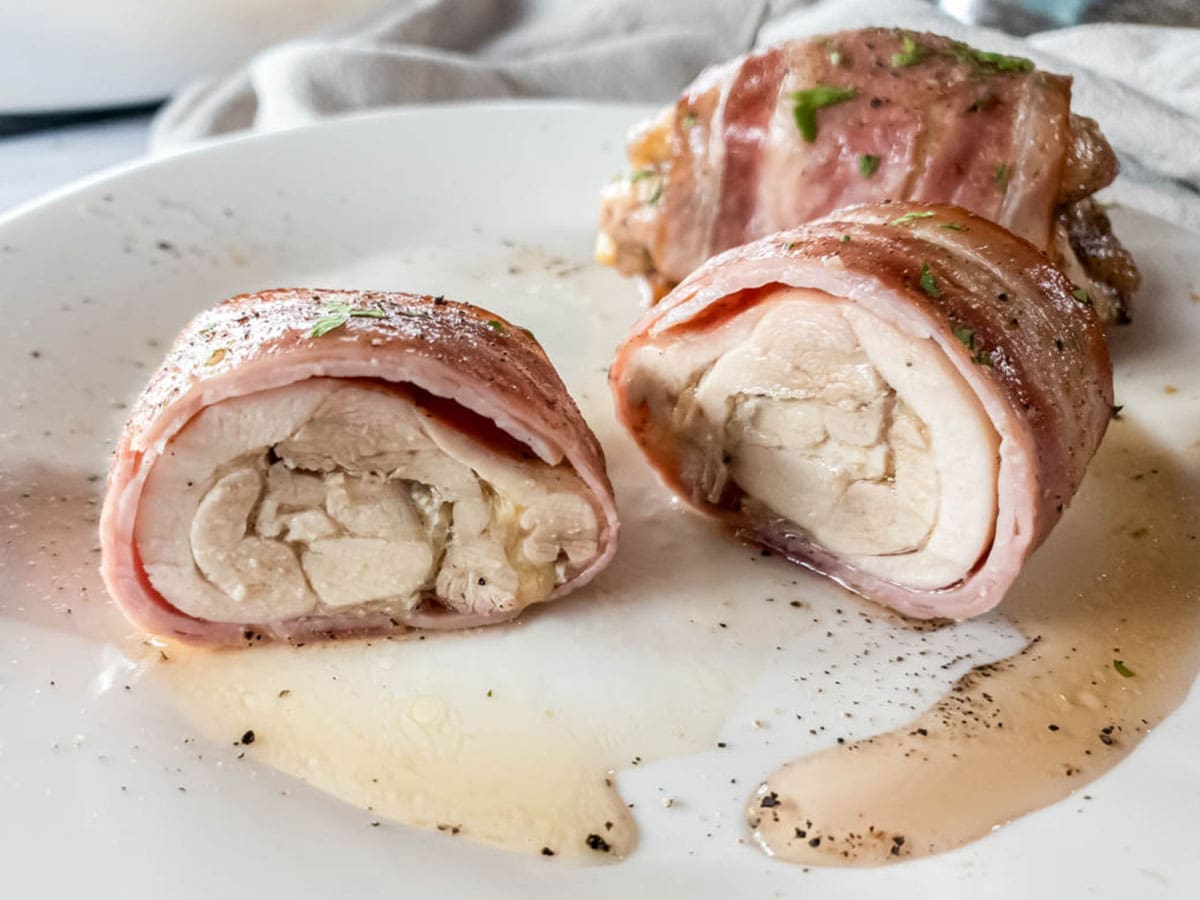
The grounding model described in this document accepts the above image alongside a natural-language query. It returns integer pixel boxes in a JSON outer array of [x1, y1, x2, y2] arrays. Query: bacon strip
[[100, 289, 618, 645], [610, 203, 1112, 620], [597, 28, 1139, 321]]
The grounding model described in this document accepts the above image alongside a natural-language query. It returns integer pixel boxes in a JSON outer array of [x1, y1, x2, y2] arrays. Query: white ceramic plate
[[0, 104, 1197, 898]]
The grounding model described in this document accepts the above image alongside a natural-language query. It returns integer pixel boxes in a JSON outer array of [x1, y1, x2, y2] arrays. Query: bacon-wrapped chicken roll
[[598, 28, 1139, 323], [610, 204, 1112, 620], [101, 289, 618, 645]]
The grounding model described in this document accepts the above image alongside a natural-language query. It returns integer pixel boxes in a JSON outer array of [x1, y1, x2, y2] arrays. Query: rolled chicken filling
[[135, 378, 600, 625], [626, 288, 1000, 590]]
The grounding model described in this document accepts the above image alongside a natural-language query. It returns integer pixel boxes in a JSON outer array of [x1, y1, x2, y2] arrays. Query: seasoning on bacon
[[597, 28, 1139, 323]]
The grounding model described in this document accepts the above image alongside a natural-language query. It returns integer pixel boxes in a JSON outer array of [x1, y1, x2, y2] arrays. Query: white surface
[[0, 0, 391, 113], [0, 116, 150, 215], [0, 103, 1197, 898]]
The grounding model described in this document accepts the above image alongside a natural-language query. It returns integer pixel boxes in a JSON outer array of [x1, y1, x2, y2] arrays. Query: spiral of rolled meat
[[100, 289, 618, 645], [610, 202, 1112, 620], [597, 27, 1139, 323]]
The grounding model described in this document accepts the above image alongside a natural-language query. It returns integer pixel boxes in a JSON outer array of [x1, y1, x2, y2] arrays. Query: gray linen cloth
[[151, 0, 1200, 230]]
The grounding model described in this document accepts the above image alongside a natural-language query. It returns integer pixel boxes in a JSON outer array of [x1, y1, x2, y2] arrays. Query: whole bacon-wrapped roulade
[[610, 203, 1112, 620], [598, 28, 1139, 323], [101, 289, 618, 645]]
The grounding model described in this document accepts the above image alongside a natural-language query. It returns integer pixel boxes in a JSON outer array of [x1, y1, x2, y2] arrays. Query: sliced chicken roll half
[[598, 27, 1139, 323], [101, 289, 618, 645], [611, 203, 1112, 620]]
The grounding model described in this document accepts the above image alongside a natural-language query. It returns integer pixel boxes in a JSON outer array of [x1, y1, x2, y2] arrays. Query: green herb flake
[[973, 349, 995, 367], [994, 163, 1010, 193], [891, 34, 924, 67], [889, 210, 936, 226], [680, 112, 698, 128], [648, 180, 664, 206], [940, 222, 969, 232], [205, 347, 228, 366], [785, 241, 798, 251], [486, 319, 505, 333], [791, 85, 858, 142], [1072, 287, 1094, 305], [858, 154, 881, 178], [947, 41, 1034, 73], [309, 300, 386, 338], [952, 324, 975, 349], [310, 314, 347, 338], [840, 234, 852, 243], [629, 168, 656, 184], [920, 264, 941, 299], [1113, 659, 1136, 678]]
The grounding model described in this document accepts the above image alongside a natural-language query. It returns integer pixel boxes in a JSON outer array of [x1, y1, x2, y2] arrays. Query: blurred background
[[1, 0, 1196, 214]]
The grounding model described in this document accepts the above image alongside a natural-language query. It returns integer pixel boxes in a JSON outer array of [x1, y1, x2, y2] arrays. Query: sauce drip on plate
[[747, 425, 1200, 865]]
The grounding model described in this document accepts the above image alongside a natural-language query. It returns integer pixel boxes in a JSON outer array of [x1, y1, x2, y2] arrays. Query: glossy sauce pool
[[144, 415, 1200, 867], [748, 424, 1200, 865]]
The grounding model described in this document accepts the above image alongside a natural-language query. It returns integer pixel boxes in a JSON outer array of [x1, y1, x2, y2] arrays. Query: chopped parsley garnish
[[205, 347, 228, 366], [891, 34, 924, 67], [940, 222, 969, 232], [889, 210, 935, 226], [485, 319, 505, 333], [629, 168, 656, 183], [948, 41, 1034, 72], [858, 154, 881, 177], [1113, 659, 1136, 678], [994, 163, 1010, 193], [1072, 287, 1094, 305], [785, 241, 798, 250], [648, 179, 663, 205], [955, 328, 993, 367], [680, 111, 698, 128], [951, 325, 992, 365], [310, 300, 387, 338], [919, 264, 941, 298], [791, 85, 858, 142], [840, 233, 852, 243]]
